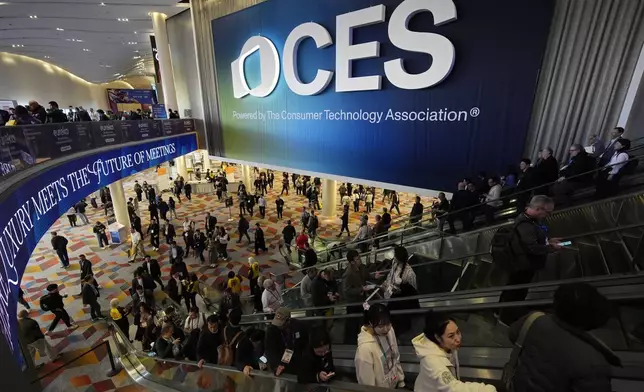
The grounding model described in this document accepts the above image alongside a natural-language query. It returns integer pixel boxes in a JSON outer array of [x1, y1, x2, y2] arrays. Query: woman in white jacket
[[355, 304, 405, 388], [412, 312, 496, 392]]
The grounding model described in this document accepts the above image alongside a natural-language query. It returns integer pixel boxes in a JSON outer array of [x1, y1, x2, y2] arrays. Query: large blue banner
[[211, 0, 554, 191], [0, 133, 198, 365]]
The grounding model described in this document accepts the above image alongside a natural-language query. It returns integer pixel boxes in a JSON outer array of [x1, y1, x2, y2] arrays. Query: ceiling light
[[56, 28, 64, 31], [114, 73, 121, 76], [11, 44, 25, 48], [29, 15, 38, 19], [134, 31, 138, 34], [44, 56, 51, 59], [117, 18, 129, 22], [127, 41, 138, 45], [133, 56, 141, 59], [100, 2, 106, 6], [82, 48, 90, 52]]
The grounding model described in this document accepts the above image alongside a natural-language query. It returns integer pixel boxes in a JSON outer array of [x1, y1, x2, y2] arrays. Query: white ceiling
[[0, 0, 188, 83]]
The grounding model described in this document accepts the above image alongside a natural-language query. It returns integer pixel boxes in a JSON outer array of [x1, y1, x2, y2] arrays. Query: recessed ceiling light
[[11, 44, 25, 48], [29, 15, 38, 19], [82, 48, 90, 52], [117, 18, 129, 22], [114, 73, 121, 76], [44, 56, 51, 59], [100, 2, 106, 6], [134, 31, 138, 34], [56, 28, 64, 31]]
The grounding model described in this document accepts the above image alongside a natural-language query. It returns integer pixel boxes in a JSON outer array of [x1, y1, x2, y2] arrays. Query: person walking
[[164, 219, 176, 245], [75, 199, 90, 225], [281, 176, 289, 195], [254, 223, 268, 254], [184, 182, 192, 201], [258, 195, 267, 219], [168, 196, 178, 219], [276, 196, 285, 219], [143, 255, 164, 290], [51, 231, 70, 268], [282, 220, 296, 253], [148, 201, 159, 223], [40, 284, 77, 333], [134, 180, 143, 202], [18, 310, 60, 367], [389, 191, 400, 215], [308, 210, 319, 241], [78, 254, 97, 294], [337, 205, 351, 237], [129, 227, 146, 263], [194, 229, 207, 263], [147, 217, 160, 251], [343, 249, 370, 344], [82, 276, 104, 321], [237, 215, 251, 244], [66, 207, 78, 227], [217, 227, 230, 261]]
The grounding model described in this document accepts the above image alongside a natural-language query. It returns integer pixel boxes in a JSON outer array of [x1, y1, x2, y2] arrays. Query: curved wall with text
[[0, 133, 198, 366]]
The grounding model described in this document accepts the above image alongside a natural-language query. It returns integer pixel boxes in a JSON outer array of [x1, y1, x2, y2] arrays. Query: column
[[321, 178, 337, 218], [242, 164, 252, 189], [108, 179, 131, 229], [150, 12, 179, 111], [176, 155, 188, 179], [202, 150, 211, 171]]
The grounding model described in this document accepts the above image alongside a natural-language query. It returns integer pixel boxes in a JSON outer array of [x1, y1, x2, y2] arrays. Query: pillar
[[176, 155, 188, 179], [150, 12, 179, 111], [321, 178, 337, 218], [241, 165, 252, 189], [108, 179, 131, 229], [202, 150, 211, 171]]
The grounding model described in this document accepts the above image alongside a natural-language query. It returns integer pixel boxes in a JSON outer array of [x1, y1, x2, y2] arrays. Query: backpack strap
[[230, 330, 244, 347], [508, 311, 544, 365]]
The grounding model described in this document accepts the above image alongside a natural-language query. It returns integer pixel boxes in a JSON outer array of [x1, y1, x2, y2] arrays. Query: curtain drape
[[524, 0, 644, 161], [190, 0, 266, 158]]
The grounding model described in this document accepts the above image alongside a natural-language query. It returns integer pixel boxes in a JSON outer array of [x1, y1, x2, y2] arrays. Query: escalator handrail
[[108, 320, 392, 392], [241, 271, 644, 319], [240, 291, 644, 325], [315, 148, 644, 259]]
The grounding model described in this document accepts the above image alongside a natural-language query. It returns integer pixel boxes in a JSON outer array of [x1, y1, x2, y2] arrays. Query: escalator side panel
[[577, 241, 609, 276]]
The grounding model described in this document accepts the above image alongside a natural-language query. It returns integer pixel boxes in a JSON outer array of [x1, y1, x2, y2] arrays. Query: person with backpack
[[40, 284, 77, 333], [307, 211, 319, 241], [218, 308, 254, 368], [506, 283, 619, 392], [413, 311, 496, 392], [354, 218, 372, 253], [596, 138, 633, 199], [237, 215, 251, 244], [492, 195, 562, 325]]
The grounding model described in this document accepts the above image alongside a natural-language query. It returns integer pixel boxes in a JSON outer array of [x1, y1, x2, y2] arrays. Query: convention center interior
[[3, 0, 644, 391]]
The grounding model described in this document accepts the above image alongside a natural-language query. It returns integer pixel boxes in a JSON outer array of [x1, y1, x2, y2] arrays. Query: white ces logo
[[231, 0, 458, 99]]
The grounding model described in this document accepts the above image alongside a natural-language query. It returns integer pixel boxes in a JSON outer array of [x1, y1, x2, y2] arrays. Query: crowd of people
[[0, 100, 182, 126]]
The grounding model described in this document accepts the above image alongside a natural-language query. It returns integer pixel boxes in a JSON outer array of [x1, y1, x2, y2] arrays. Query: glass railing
[[0, 118, 196, 179], [308, 142, 644, 265], [257, 193, 644, 312]]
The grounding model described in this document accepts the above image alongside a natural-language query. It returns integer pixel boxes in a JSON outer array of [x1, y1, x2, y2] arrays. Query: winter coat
[[355, 326, 405, 388], [412, 333, 496, 392]]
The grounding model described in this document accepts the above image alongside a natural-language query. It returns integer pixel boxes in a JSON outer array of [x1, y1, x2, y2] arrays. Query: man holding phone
[[297, 328, 336, 384], [496, 195, 563, 324]]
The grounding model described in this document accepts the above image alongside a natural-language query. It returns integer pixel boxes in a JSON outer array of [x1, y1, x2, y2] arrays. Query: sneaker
[[69, 324, 79, 329]]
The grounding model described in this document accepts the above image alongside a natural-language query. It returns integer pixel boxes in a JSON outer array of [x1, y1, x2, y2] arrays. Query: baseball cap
[[272, 308, 291, 327]]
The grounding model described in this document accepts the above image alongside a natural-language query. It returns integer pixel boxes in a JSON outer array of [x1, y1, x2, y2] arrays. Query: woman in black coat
[[254, 223, 267, 254]]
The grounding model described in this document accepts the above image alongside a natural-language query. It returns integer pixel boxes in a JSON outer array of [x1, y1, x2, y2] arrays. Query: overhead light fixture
[[114, 73, 121, 76], [56, 28, 65, 31], [44, 56, 51, 59], [11, 44, 25, 48], [134, 31, 138, 34], [82, 48, 90, 52], [100, 2, 106, 6], [29, 15, 38, 19], [127, 41, 138, 45], [117, 18, 129, 22], [133, 55, 141, 59]]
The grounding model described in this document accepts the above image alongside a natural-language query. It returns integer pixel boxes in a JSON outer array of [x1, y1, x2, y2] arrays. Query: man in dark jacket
[[28, 101, 47, 123], [510, 283, 620, 392], [194, 229, 207, 263], [47, 101, 68, 123], [254, 223, 268, 254], [237, 215, 251, 244], [447, 182, 478, 233], [18, 310, 59, 366], [282, 220, 296, 252], [93, 221, 109, 248], [516, 158, 536, 213], [498, 195, 562, 324], [197, 314, 222, 368], [534, 147, 559, 191], [312, 269, 339, 316], [78, 254, 96, 294], [184, 182, 192, 200], [551, 144, 596, 206], [74, 200, 89, 225], [265, 308, 309, 376], [149, 201, 159, 222], [143, 255, 163, 290], [158, 199, 169, 221], [51, 231, 70, 268], [409, 196, 424, 225], [82, 276, 104, 321], [276, 196, 285, 219], [218, 308, 254, 370], [40, 284, 77, 333], [164, 219, 175, 244], [342, 249, 369, 344], [205, 212, 217, 237]]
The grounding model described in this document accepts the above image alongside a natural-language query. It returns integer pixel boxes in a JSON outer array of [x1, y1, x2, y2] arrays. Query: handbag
[[502, 311, 545, 392]]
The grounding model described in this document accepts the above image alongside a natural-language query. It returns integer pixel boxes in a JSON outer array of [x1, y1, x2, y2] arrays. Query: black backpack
[[490, 221, 531, 273]]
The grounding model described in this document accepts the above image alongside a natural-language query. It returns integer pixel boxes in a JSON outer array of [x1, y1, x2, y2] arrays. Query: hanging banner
[[210, 0, 554, 191], [152, 103, 168, 119], [106, 89, 159, 114]]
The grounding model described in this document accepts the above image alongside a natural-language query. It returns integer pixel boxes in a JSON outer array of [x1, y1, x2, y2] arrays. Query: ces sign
[[231, 0, 458, 99]]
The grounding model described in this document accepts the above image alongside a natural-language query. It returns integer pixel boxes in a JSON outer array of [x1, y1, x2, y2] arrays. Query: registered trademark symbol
[[470, 107, 480, 117]]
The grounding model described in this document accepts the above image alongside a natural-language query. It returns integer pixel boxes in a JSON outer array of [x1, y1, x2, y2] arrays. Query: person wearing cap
[[39, 283, 77, 333], [265, 307, 309, 377], [18, 309, 60, 367], [297, 328, 335, 384]]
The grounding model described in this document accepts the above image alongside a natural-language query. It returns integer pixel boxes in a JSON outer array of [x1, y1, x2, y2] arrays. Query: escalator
[[258, 191, 644, 314], [108, 285, 644, 392]]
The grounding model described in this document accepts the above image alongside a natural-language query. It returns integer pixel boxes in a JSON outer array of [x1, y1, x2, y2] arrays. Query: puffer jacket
[[509, 312, 620, 392], [355, 326, 404, 388], [412, 333, 496, 392]]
